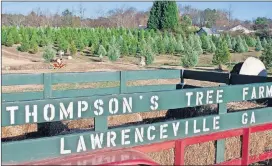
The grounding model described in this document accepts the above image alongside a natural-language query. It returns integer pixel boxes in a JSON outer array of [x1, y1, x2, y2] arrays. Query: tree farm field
[[2, 45, 272, 165]]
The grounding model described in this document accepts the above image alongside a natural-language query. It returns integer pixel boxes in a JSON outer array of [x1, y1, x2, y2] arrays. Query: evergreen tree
[[69, 41, 77, 56], [5, 32, 14, 47], [234, 36, 245, 53], [210, 40, 216, 53], [200, 34, 211, 53], [97, 44, 107, 60], [157, 37, 166, 54], [147, 1, 179, 30], [225, 34, 232, 49], [260, 43, 272, 69], [2, 28, 7, 45], [212, 39, 230, 67], [262, 38, 268, 48], [43, 45, 56, 62], [181, 41, 198, 68], [242, 39, 249, 52], [231, 38, 237, 50], [17, 33, 30, 52], [29, 39, 39, 54], [59, 39, 69, 53], [175, 38, 184, 55], [255, 37, 263, 51], [193, 35, 203, 55], [108, 44, 121, 61], [246, 36, 255, 47]]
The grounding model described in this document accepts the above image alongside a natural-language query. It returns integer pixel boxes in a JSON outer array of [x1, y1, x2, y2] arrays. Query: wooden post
[[37, 73, 52, 136]]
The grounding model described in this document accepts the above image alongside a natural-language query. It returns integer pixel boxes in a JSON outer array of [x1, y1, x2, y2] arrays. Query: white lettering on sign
[[216, 90, 224, 103], [203, 118, 210, 132], [60, 102, 73, 120], [213, 116, 220, 130], [186, 92, 193, 106], [150, 95, 159, 110], [6, 106, 18, 125], [123, 97, 132, 113], [147, 126, 156, 140], [44, 104, 55, 121], [107, 131, 116, 147], [77, 136, 87, 152], [186, 89, 224, 106], [25, 105, 38, 123], [135, 128, 144, 143], [78, 101, 88, 118], [242, 112, 256, 125], [60, 137, 71, 154], [121, 129, 130, 145], [109, 98, 118, 114], [90, 133, 104, 149], [243, 85, 272, 101], [160, 124, 168, 139], [94, 99, 103, 116], [172, 122, 180, 137]]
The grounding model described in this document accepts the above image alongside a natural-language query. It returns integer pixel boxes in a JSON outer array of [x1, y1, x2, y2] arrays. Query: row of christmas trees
[[2, 26, 271, 67]]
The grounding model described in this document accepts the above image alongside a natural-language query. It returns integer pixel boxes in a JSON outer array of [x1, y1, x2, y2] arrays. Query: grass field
[[2, 45, 272, 165]]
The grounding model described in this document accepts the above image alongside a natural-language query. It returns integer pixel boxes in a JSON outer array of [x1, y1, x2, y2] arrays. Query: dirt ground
[[1, 46, 272, 165]]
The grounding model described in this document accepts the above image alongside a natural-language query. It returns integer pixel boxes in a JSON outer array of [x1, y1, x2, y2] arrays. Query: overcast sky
[[2, 2, 272, 21]]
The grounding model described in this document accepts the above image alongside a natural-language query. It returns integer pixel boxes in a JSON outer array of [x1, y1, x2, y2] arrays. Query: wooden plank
[[183, 70, 230, 83], [2, 92, 44, 102], [230, 74, 272, 85], [126, 84, 178, 93], [51, 71, 120, 84], [126, 69, 181, 81], [2, 73, 43, 86], [52, 87, 119, 98], [216, 103, 227, 163], [2, 108, 271, 164], [2, 82, 271, 126]]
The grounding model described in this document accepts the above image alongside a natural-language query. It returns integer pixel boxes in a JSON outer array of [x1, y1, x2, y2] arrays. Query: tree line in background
[[2, 1, 272, 69]]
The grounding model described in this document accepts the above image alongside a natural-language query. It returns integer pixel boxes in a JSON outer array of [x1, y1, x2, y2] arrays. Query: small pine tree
[[210, 40, 217, 53], [212, 39, 230, 68], [260, 43, 272, 69], [246, 36, 255, 47], [108, 45, 121, 61], [59, 40, 69, 53], [242, 39, 249, 52], [226, 34, 232, 49], [168, 36, 176, 54], [200, 34, 211, 53], [29, 39, 39, 54], [97, 44, 107, 61], [231, 38, 237, 50], [5, 32, 14, 47], [193, 35, 203, 55], [181, 41, 198, 68], [69, 41, 77, 56], [157, 37, 166, 54], [234, 36, 245, 53], [255, 37, 263, 51], [42, 45, 56, 62], [144, 44, 155, 65], [17, 34, 30, 52], [175, 40, 184, 56], [262, 38, 268, 48]]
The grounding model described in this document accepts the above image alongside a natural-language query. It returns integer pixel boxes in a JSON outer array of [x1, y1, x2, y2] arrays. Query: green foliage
[[255, 37, 263, 51], [212, 39, 230, 65], [225, 34, 232, 49], [5, 32, 14, 47], [69, 41, 77, 56], [17, 33, 30, 52], [245, 36, 256, 47], [147, 1, 179, 30], [97, 44, 107, 59], [59, 40, 69, 53], [108, 44, 121, 61], [234, 36, 245, 53], [200, 34, 211, 52], [260, 43, 272, 69], [262, 38, 268, 48], [181, 41, 198, 68], [29, 38, 39, 54], [242, 39, 249, 52], [209, 40, 216, 53], [42, 45, 56, 62]]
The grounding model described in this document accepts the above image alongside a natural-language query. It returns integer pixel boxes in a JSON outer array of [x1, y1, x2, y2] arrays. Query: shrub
[[97, 44, 107, 60], [200, 34, 211, 52], [255, 37, 263, 51], [69, 41, 77, 56], [43, 45, 56, 62], [212, 39, 230, 66], [260, 43, 272, 69], [29, 39, 39, 54], [181, 41, 198, 68], [108, 44, 121, 62], [5, 33, 14, 47]]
